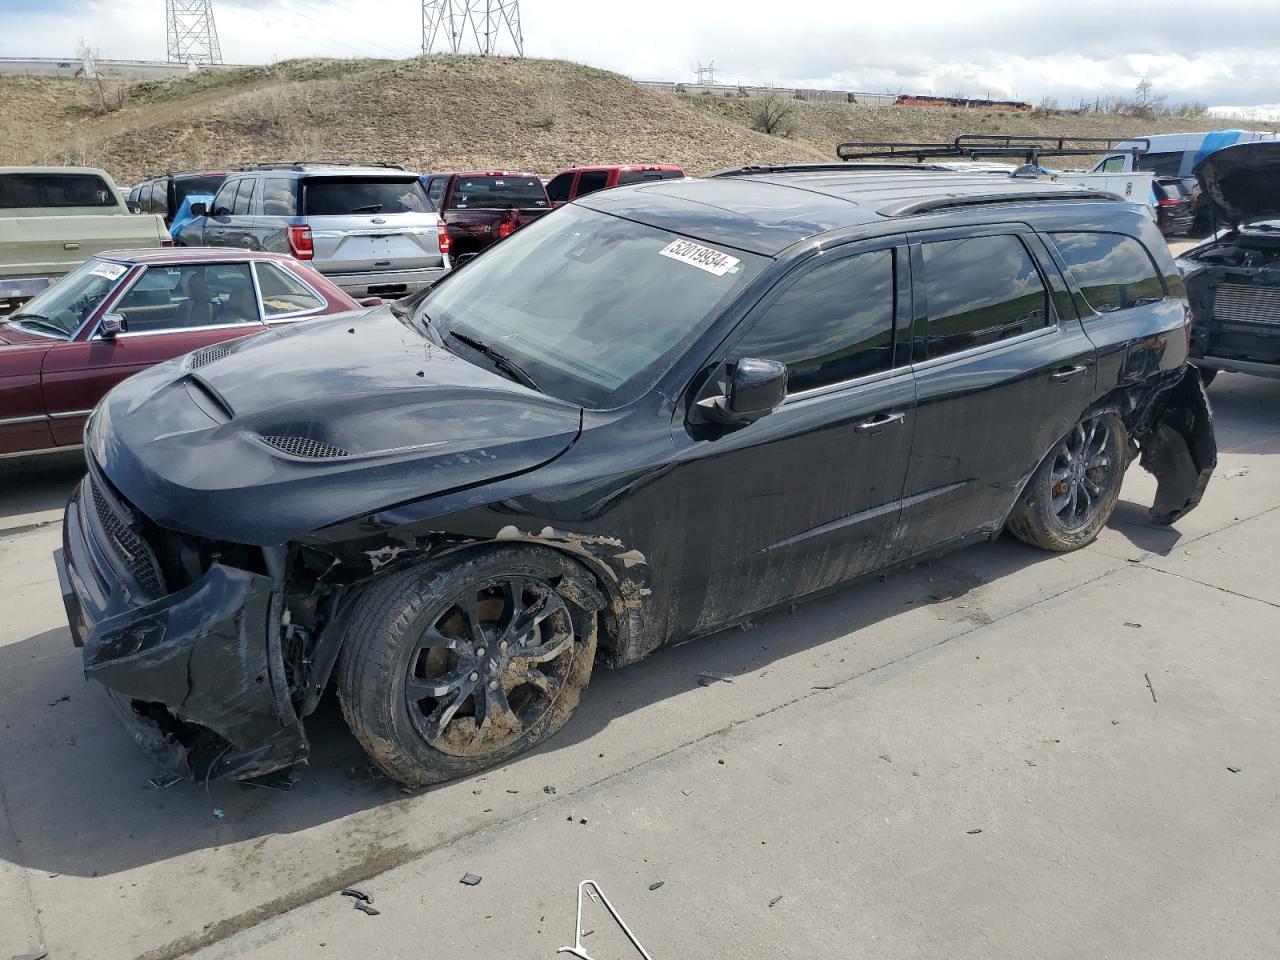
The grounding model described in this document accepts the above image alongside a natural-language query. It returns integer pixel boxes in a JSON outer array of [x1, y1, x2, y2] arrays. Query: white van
[[1092, 130, 1278, 180]]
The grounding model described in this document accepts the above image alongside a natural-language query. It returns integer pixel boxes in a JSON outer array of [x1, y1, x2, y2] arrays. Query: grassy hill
[[0, 55, 1251, 184]]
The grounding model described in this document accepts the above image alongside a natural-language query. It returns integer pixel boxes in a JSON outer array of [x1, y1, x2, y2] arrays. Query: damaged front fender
[[1134, 366, 1217, 525]]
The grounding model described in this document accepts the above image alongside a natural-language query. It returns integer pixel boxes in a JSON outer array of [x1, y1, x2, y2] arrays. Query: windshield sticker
[[89, 261, 128, 281], [658, 239, 741, 277]]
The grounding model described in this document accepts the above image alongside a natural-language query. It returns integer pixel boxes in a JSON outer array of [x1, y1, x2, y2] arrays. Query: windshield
[[421, 205, 767, 408], [302, 177, 431, 215], [5, 259, 130, 337], [451, 176, 548, 210]]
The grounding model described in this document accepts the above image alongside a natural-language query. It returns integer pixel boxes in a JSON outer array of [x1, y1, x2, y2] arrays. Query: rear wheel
[[1008, 411, 1126, 552], [338, 547, 598, 787]]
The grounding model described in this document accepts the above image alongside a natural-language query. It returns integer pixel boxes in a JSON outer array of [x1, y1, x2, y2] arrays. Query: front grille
[[260, 435, 350, 459], [1215, 284, 1280, 325], [88, 469, 166, 597], [188, 343, 231, 369]]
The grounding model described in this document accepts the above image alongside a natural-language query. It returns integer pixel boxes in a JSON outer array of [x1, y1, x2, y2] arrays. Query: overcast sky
[[3, 0, 1279, 115]]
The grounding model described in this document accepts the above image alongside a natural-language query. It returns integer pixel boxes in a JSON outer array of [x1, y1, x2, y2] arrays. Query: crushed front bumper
[[56, 471, 308, 781]]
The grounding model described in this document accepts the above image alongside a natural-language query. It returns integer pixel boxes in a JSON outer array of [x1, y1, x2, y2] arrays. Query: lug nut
[[469, 672, 479, 681], [488, 679, 498, 690], [499, 640, 508, 652], [476, 647, 486, 658]]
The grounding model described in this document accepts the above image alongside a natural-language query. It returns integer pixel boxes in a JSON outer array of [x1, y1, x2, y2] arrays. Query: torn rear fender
[[1134, 366, 1217, 525], [83, 563, 307, 779]]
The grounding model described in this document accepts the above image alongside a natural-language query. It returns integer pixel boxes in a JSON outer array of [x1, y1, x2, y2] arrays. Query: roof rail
[[241, 160, 407, 171], [878, 189, 1123, 218], [836, 135, 1151, 164], [705, 162, 953, 178]]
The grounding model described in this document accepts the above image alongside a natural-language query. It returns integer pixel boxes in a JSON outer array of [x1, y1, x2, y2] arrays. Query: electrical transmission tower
[[421, 0, 524, 56], [166, 0, 223, 64], [695, 62, 717, 84]]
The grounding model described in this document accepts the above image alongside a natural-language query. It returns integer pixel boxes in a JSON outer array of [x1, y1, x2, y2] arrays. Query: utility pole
[[166, 0, 222, 64], [422, 0, 524, 56], [695, 61, 717, 84]]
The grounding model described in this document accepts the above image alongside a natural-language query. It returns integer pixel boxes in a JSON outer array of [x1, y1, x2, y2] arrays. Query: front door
[[669, 240, 917, 636], [896, 226, 1097, 557], [42, 261, 268, 444]]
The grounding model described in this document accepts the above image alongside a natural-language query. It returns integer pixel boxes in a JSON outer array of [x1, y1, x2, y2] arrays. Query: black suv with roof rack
[[57, 164, 1215, 788], [171, 161, 446, 299], [127, 170, 227, 227]]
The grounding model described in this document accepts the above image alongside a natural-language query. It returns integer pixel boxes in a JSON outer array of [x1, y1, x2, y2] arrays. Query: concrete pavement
[[1, 373, 1277, 960]]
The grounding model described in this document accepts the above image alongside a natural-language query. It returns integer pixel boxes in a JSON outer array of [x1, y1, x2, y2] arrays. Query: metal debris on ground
[[148, 774, 182, 790], [544, 785, 557, 794], [341, 888, 374, 903], [696, 671, 734, 686], [878, 753, 892, 763], [1145, 672, 1158, 703], [353, 901, 380, 916], [46, 695, 70, 707], [460, 873, 483, 886], [648, 881, 664, 891], [966, 828, 983, 835], [558, 879, 653, 960], [1227, 766, 1243, 773], [240, 771, 299, 792], [1124, 622, 1142, 628], [769, 895, 783, 907]]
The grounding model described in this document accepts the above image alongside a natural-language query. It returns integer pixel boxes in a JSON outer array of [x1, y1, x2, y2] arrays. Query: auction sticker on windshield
[[659, 239, 741, 277], [89, 262, 128, 281]]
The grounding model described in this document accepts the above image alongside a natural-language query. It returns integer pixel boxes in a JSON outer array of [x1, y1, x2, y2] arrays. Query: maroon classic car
[[0, 248, 372, 456]]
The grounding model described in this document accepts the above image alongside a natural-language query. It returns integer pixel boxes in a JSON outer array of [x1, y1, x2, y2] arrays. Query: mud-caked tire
[[337, 546, 598, 787], [1008, 410, 1127, 552]]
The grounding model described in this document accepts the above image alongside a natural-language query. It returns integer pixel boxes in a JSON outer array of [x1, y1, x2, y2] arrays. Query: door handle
[[1050, 364, 1088, 383], [854, 411, 906, 435]]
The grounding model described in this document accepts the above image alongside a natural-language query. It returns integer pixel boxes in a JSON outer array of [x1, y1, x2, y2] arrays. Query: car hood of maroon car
[[90, 306, 583, 545], [1194, 140, 1280, 226]]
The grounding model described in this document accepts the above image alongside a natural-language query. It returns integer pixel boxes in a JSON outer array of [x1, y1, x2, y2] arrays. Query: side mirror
[[126, 201, 142, 214], [99, 313, 126, 339], [189, 201, 208, 218], [696, 358, 788, 425]]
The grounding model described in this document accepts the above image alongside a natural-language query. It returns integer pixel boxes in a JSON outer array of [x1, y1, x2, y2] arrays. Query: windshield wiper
[[446, 330, 541, 393], [6, 313, 68, 337], [351, 203, 384, 214]]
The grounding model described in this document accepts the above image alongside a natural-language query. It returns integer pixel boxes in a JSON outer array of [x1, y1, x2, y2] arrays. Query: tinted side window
[[0, 173, 114, 208], [732, 249, 896, 393], [1135, 151, 1184, 177], [545, 172, 573, 203], [1051, 232, 1166, 314], [618, 169, 684, 185], [232, 178, 256, 215], [921, 235, 1048, 358], [211, 179, 238, 216], [574, 171, 609, 197], [261, 178, 295, 216]]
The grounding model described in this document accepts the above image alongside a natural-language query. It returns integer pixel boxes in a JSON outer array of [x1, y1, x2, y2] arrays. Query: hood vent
[[188, 343, 232, 369], [260, 435, 351, 459]]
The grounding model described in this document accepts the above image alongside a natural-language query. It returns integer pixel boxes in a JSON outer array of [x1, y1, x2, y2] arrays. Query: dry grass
[[0, 55, 1260, 183]]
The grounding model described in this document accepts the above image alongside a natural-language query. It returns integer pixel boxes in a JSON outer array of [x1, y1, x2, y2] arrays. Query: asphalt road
[[2, 372, 1278, 960]]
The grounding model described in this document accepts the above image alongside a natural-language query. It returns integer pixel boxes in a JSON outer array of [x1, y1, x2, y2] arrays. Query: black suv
[[128, 170, 227, 227], [56, 166, 1215, 787]]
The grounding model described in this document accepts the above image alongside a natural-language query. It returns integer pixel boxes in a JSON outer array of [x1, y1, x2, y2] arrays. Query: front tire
[[1008, 410, 1126, 552], [337, 546, 598, 787]]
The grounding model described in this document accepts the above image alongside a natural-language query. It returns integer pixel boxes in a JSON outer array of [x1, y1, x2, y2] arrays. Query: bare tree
[[1130, 76, 1166, 119], [753, 87, 796, 137], [77, 39, 124, 114]]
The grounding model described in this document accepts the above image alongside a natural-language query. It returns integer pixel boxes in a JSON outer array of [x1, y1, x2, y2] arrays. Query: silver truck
[[0, 167, 170, 313], [173, 163, 448, 298]]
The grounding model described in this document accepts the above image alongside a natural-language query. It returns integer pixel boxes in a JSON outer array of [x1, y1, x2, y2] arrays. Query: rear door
[[896, 226, 1096, 557], [301, 175, 442, 274], [671, 239, 917, 634], [41, 262, 269, 442]]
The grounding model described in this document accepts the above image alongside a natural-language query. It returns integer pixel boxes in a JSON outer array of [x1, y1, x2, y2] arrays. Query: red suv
[[545, 165, 685, 206], [421, 171, 550, 259]]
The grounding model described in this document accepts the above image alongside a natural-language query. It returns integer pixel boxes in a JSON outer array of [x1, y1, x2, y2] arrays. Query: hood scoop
[[259, 435, 352, 459]]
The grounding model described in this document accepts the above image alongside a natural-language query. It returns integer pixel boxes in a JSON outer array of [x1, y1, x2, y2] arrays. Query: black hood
[[1194, 141, 1280, 226], [91, 307, 582, 545]]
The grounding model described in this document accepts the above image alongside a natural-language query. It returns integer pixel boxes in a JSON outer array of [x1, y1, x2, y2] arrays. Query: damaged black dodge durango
[[55, 166, 1216, 786]]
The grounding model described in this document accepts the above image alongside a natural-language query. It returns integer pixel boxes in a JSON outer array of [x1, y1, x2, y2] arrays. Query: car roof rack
[[242, 160, 407, 171], [836, 135, 1150, 165], [706, 162, 956, 178], [878, 189, 1123, 218]]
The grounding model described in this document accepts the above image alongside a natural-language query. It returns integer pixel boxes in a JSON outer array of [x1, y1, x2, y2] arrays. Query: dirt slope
[[0, 55, 1255, 183]]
